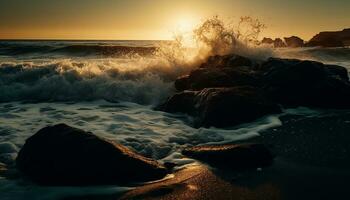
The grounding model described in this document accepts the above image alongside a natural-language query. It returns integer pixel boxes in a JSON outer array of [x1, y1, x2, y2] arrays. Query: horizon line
[[0, 38, 173, 41]]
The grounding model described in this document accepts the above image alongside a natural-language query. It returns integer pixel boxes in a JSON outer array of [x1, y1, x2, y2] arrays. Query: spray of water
[[0, 16, 273, 103]]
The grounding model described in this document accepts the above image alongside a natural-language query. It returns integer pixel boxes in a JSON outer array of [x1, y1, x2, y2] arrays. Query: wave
[[2, 17, 349, 104], [52, 45, 157, 56], [274, 47, 350, 62], [0, 42, 157, 57], [273, 47, 350, 70], [0, 56, 197, 104]]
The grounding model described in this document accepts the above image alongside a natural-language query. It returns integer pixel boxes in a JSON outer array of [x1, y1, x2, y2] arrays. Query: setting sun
[[173, 17, 199, 33]]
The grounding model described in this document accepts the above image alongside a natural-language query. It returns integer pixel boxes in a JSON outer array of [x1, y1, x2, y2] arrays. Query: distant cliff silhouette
[[305, 28, 350, 47], [261, 28, 350, 48]]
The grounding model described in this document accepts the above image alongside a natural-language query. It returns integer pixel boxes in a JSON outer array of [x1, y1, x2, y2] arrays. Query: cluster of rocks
[[158, 54, 350, 128], [261, 28, 350, 48], [14, 53, 350, 187], [262, 36, 304, 48]]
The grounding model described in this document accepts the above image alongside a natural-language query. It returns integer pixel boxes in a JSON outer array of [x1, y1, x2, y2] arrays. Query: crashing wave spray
[[0, 16, 272, 104]]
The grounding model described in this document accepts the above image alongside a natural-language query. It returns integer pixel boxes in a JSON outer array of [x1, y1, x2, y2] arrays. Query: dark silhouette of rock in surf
[[182, 143, 274, 169], [158, 54, 350, 128], [284, 36, 304, 47], [175, 67, 260, 91], [199, 54, 254, 69], [305, 28, 350, 47], [159, 86, 281, 128], [261, 58, 350, 108], [174, 54, 260, 91], [16, 124, 168, 186]]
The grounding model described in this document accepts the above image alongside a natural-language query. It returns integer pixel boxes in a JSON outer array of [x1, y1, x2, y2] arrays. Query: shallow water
[[0, 40, 349, 199]]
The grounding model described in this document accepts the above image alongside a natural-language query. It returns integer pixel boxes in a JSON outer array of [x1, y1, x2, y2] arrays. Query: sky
[[0, 0, 349, 40]]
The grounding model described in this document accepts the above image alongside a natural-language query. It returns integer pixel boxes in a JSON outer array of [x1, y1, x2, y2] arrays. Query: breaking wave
[[0, 16, 274, 104], [0, 42, 158, 57], [1, 16, 348, 104], [0, 59, 191, 104]]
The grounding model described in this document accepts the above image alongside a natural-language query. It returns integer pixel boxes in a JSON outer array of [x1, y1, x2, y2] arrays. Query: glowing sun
[[174, 16, 199, 33]]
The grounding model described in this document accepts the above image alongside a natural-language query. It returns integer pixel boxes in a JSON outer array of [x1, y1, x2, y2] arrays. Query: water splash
[[0, 16, 274, 103]]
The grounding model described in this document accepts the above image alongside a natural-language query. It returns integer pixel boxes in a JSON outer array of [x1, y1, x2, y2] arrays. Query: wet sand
[[64, 111, 350, 200], [63, 157, 349, 200]]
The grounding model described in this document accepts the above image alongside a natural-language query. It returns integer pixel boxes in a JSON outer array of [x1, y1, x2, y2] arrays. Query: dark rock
[[174, 54, 260, 92], [261, 37, 274, 45], [16, 124, 167, 186], [157, 90, 197, 115], [159, 54, 350, 128], [324, 64, 349, 81], [174, 75, 190, 91], [160, 86, 281, 128], [163, 162, 177, 170], [273, 38, 286, 48], [187, 67, 260, 91], [306, 28, 350, 47], [199, 54, 254, 69], [284, 36, 304, 47], [182, 143, 274, 169], [261, 58, 350, 108]]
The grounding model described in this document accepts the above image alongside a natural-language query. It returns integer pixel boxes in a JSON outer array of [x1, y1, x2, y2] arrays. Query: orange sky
[[0, 0, 349, 40]]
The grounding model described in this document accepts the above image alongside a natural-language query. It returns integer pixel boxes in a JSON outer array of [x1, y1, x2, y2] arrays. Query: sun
[[172, 15, 200, 34], [170, 16, 200, 47], [176, 18, 196, 33]]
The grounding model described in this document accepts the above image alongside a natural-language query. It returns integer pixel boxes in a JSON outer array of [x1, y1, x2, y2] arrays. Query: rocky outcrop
[[199, 54, 254, 69], [273, 38, 286, 48], [306, 28, 350, 47], [261, 37, 287, 48], [16, 124, 168, 186], [284, 36, 304, 47], [175, 67, 260, 91], [261, 37, 274, 45], [182, 143, 274, 169], [158, 54, 350, 128], [174, 54, 260, 91]]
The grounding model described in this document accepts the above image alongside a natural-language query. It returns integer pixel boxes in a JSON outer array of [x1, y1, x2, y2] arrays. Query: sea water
[[0, 40, 349, 199]]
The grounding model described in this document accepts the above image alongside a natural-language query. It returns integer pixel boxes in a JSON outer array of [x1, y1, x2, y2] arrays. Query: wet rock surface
[[16, 123, 168, 186], [159, 54, 350, 127], [159, 86, 281, 128]]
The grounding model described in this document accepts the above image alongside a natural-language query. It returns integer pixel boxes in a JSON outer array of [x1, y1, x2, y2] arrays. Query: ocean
[[1, 40, 350, 199]]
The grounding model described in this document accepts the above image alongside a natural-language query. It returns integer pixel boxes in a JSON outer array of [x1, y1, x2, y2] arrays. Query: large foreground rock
[[159, 86, 281, 128], [16, 124, 168, 186], [182, 143, 274, 169]]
